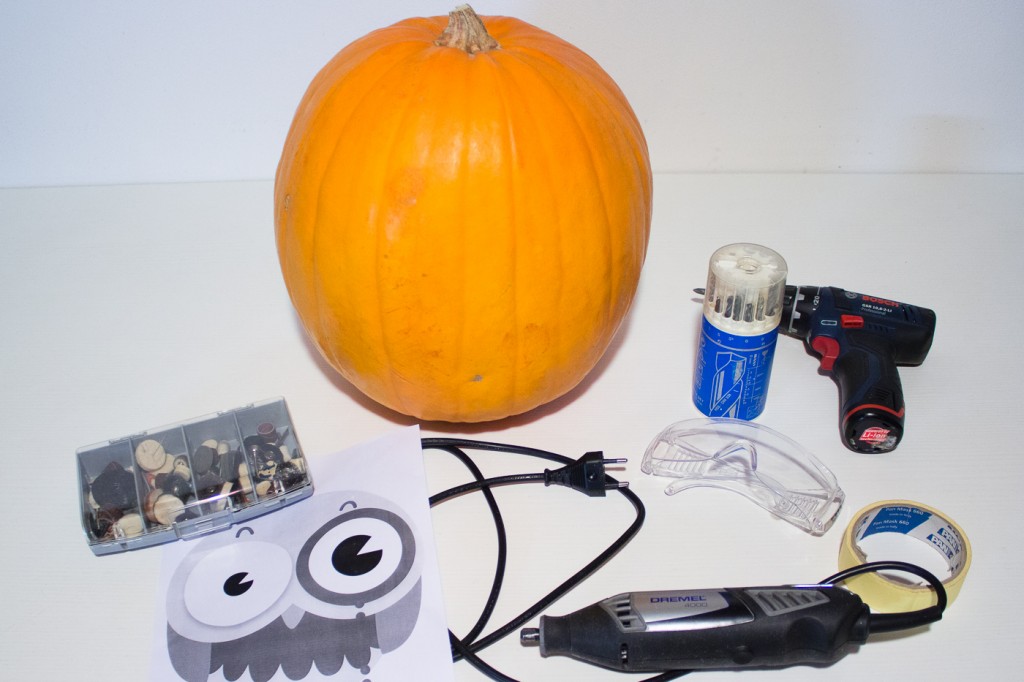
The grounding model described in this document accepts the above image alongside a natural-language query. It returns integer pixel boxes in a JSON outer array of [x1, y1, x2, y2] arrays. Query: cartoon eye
[[223, 571, 254, 596], [332, 533, 383, 576], [183, 540, 292, 627], [298, 508, 415, 606]]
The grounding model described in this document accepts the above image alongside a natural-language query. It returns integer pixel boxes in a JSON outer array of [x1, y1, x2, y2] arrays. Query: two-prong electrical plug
[[544, 452, 629, 497]]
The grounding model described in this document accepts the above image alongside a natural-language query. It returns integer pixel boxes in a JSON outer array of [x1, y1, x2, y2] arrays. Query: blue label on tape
[[853, 504, 968, 572], [692, 317, 779, 420], [859, 505, 933, 539]]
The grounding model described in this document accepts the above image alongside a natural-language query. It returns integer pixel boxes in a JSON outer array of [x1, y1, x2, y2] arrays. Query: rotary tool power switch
[[780, 286, 936, 453], [521, 585, 870, 672]]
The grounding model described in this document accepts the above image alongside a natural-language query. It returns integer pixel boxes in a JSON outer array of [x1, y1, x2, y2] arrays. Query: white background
[[3, 3, 1024, 682], [2, 0, 1022, 188]]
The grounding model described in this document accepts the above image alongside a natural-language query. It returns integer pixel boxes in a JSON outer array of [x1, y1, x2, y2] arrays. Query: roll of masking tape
[[838, 500, 971, 613]]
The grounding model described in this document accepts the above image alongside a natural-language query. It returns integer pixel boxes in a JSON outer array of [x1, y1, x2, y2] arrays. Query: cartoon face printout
[[163, 490, 424, 682]]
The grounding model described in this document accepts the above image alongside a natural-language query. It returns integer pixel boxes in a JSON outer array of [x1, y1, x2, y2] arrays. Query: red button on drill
[[841, 315, 865, 329], [811, 336, 841, 371]]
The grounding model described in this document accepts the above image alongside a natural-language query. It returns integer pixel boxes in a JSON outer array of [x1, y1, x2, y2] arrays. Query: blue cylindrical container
[[692, 243, 788, 420]]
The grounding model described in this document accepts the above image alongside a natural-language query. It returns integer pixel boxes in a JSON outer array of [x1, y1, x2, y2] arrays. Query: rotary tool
[[521, 561, 946, 674]]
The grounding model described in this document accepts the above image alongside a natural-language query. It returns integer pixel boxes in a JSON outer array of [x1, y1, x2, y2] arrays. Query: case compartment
[[78, 397, 312, 555]]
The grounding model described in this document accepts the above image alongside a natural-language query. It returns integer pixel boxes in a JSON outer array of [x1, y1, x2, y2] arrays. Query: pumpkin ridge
[[452, 53, 472, 418], [452, 48, 520, 418], [512, 43, 651, 330], [308, 46, 438, 410], [375, 44, 505, 418], [285, 41, 419, 291], [506, 47, 620, 360], [464, 53, 524, 411], [369, 47, 461, 416], [508, 41, 652, 208], [284, 33, 431, 182], [520, 47, 622, 329], [483, 54, 523, 412], [486, 52, 569, 389]]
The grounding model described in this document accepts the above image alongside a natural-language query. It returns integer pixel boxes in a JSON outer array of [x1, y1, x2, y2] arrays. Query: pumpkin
[[275, 5, 652, 422]]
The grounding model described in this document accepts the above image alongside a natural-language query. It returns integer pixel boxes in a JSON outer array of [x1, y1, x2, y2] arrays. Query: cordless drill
[[779, 285, 936, 453]]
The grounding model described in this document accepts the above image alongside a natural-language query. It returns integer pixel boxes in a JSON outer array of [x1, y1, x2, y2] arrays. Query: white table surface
[[3, 173, 1021, 680]]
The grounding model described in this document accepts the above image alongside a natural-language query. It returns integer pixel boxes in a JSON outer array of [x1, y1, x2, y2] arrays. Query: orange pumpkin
[[275, 5, 652, 422]]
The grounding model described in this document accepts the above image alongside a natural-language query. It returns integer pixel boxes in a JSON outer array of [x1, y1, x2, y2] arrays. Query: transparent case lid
[[702, 243, 788, 335], [77, 397, 313, 555], [642, 418, 844, 535]]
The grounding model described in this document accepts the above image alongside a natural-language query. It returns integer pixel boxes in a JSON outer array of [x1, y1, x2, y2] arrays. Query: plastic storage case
[[77, 397, 312, 555]]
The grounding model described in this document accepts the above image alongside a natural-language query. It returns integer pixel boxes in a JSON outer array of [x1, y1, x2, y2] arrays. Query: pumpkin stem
[[435, 4, 500, 54]]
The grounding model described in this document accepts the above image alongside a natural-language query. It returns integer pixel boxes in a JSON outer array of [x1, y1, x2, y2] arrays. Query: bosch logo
[[861, 295, 898, 307]]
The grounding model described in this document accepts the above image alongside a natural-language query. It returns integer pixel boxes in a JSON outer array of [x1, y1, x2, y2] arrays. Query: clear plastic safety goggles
[[641, 418, 845, 536]]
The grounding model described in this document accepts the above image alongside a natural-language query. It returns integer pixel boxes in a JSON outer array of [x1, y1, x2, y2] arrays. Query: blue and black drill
[[779, 286, 936, 453]]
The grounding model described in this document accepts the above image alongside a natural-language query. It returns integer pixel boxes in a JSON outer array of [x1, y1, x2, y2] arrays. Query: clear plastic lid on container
[[702, 243, 788, 335], [641, 418, 844, 535], [77, 397, 313, 555]]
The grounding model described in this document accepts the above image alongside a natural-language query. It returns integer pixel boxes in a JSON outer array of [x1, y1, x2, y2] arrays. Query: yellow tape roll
[[838, 500, 971, 613]]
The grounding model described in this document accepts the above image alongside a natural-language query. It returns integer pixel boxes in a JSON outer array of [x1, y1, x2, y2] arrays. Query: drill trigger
[[811, 336, 841, 372]]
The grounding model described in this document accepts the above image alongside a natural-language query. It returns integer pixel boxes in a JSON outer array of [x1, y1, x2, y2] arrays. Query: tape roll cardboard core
[[839, 500, 971, 613]]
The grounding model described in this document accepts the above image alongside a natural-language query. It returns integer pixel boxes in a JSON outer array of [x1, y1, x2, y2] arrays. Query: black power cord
[[820, 560, 948, 634], [423, 438, 687, 682]]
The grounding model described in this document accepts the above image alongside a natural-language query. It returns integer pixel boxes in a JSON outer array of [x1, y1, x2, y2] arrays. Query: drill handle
[[814, 331, 906, 453]]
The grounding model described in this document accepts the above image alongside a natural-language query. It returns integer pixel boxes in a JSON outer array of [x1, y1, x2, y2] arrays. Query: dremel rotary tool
[[520, 562, 946, 674], [779, 286, 936, 453]]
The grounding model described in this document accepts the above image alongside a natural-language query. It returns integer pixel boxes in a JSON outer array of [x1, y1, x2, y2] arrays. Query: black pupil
[[224, 571, 253, 596], [332, 534, 383, 576]]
